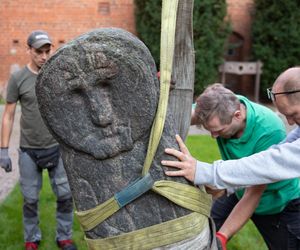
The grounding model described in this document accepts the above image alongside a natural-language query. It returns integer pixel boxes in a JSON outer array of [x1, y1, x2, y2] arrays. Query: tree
[[135, 0, 230, 96], [252, 0, 300, 95]]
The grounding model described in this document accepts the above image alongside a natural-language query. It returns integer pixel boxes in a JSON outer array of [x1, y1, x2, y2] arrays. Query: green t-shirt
[[217, 95, 300, 215], [6, 66, 57, 148]]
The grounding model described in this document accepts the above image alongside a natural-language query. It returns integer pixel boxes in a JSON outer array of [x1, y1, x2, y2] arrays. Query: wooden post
[[168, 0, 194, 141]]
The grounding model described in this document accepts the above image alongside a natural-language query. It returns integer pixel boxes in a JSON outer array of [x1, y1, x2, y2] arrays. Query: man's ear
[[233, 110, 242, 120]]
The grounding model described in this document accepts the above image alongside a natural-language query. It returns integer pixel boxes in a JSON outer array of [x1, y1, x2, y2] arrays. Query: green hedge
[[135, 0, 230, 96], [252, 0, 300, 94]]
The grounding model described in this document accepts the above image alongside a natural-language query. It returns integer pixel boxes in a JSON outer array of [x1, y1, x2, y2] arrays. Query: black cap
[[27, 30, 52, 49]]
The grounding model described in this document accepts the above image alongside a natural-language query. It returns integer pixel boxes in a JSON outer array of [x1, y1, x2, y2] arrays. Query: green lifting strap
[[76, 180, 211, 231], [76, 173, 155, 231]]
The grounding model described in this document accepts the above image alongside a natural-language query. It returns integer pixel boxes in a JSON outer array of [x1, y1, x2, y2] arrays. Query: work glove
[[216, 231, 228, 250], [0, 147, 12, 172]]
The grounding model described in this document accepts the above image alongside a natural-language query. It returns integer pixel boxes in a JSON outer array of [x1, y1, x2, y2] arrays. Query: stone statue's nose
[[88, 90, 113, 127]]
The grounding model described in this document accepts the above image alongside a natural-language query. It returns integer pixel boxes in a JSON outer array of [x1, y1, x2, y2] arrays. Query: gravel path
[[0, 105, 20, 202]]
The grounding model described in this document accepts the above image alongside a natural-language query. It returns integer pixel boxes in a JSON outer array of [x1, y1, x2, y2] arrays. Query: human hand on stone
[[0, 148, 12, 172], [162, 134, 196, 182]]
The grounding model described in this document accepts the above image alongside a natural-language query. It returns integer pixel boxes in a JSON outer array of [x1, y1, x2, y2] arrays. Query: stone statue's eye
[[86, 51, 110, 70], [97, 80, 110, 88], [58, 57, 81, 81], [94, 52, 109, 68]]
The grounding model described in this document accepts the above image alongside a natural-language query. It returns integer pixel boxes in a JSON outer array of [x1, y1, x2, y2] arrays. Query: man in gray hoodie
[[162, 66, 300, 190], [162, 66, 300, 249]]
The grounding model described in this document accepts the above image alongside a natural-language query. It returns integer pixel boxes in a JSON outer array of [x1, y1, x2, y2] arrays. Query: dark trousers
[[211, 194, 300, 250]]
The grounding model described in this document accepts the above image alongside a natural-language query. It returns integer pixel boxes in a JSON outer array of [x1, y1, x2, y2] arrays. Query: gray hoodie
[[195, 126, 300, 190]]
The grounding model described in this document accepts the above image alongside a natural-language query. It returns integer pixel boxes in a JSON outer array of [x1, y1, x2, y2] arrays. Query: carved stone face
[[37, 29, 159, 159]]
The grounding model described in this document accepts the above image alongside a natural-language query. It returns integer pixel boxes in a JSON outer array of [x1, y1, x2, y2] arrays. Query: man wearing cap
[[0, 31, 77, 250]]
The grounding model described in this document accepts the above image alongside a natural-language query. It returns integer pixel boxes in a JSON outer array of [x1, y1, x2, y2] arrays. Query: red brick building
[[0, 0, 254, 97], [0, 0, 135, 94], [223, 0, 256, 97]]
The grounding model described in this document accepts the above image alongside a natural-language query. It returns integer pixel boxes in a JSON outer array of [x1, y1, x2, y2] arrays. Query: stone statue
[[36, 28, 213, 249]]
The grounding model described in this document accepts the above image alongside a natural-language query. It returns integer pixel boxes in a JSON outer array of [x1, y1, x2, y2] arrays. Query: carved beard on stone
[[36, 29, 159, 160]]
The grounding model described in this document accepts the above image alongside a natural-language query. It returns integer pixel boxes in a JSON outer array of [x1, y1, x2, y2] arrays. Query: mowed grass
[[0, 135, 266, 249], [0, 174, 88, 250], [186, 135, 267, 250]]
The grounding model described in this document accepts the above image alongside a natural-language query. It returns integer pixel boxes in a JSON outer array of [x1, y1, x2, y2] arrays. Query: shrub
[[252, 0, 300, 94], [135, 0, 230, 96]]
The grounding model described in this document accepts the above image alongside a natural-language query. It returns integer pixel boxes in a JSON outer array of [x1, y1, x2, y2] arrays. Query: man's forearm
[[218, 186, 265, 238], [1, 104, 16, 147], [194, 138, 300, 189], [1, 118, 13, 147]]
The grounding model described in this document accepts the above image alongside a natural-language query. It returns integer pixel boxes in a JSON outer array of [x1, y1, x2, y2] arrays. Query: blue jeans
[[211, 194, 300, 250], [19, 148, 74, 242]]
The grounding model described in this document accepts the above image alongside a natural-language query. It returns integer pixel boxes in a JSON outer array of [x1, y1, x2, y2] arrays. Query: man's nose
[[40, 52, 48, 60]]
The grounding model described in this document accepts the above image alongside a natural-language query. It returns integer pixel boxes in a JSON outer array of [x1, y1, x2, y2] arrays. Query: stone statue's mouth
[[80, 124, 133, 159], [98, 124, 124, 137]]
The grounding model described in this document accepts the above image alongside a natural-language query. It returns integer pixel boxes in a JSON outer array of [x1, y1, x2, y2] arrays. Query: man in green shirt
[[190, 84, 300, 250]]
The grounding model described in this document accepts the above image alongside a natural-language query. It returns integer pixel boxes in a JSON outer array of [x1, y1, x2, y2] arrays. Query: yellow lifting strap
[[142, 0, 177, 176], [76, 180, 211, 231], [76, 1, 212, 249], [85, 212, 209, 250]]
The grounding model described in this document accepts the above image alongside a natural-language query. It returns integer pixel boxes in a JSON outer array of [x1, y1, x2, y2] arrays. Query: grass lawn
[[186, 135, 267, 250], [0, 135, 267, 249], [0, 175, 88, 250]]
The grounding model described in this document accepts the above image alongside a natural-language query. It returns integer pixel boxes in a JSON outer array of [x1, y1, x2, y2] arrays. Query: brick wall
[[227, 0, 254, 61], [225, 0, 256, 97], [0, 0, 254, 98], [0, 0, 135, 94]]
